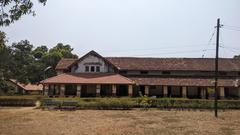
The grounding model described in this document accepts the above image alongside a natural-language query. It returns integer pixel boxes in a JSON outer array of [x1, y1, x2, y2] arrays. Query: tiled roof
[[54, 51, 240, 72], [106, 57, 240, 71], [55, 58, 77, 70], [129, 77, 239, 87], [41, 73, 135, 84], [9, 79, 43, 91]]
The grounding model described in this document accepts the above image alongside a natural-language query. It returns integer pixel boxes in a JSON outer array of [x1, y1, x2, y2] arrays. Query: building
[[8, 79, 43, 95], [41, 50, 240, 99]]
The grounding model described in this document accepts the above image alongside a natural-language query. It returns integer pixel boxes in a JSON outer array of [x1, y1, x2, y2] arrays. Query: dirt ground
[[0, 107, 240, 135]]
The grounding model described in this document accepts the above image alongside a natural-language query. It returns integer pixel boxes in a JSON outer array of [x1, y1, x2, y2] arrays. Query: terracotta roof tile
[[41, 73, 135, 85], [9, 79, 43, 91], [55, 58, 77, 70], [106, 57, 240, 71]]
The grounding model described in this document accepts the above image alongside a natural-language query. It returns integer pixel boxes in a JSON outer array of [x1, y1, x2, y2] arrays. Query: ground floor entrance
[[44, 84, 240, 99]]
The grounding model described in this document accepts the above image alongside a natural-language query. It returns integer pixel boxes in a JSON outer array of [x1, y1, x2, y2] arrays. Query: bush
[[78, 98, 136, 110], [149, 99, 240, 109], [0, 98, 36, 106]]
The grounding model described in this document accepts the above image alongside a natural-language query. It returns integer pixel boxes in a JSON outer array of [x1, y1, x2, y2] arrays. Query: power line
[[222, 27, 240, 32], [223, 25, 240, 29], [98, 43, 215, 53], [202, 29, 216, 58], [127, 49, 215, 57]]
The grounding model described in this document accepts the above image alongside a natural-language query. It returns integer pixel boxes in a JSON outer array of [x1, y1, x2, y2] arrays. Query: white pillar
[[77, 85, 81, 97], [128, 85, 133, 97], [60, 84, 65, 97], [220, 87, 225, 99], [182, 86, 187, 98], [112, 85, 116, 96], [44, 84, 49, 96], [163, 86, 168, 97], [144, 85, 149, 96], [96, 84, 101, 97]]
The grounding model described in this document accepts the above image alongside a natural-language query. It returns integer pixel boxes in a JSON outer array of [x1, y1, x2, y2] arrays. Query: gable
[[70, 51, 115, 73]]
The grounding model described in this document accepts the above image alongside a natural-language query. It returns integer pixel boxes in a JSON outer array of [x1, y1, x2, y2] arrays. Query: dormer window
[[85, 66, 89, 72], [91, 66, 95, 72]]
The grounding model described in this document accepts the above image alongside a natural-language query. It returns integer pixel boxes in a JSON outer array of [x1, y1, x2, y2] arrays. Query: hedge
[[40, 98, 240, 110], [149, 99, 240, 109], [1, 97, 240, 109], [0, 98, 37, 106]]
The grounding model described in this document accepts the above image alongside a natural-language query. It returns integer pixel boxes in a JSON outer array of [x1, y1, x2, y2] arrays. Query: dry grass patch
[[0, 107, 240, 135]]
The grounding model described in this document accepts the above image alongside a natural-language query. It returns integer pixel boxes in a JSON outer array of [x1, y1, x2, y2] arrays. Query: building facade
[[41, 50, 240, 99], [8, 79, 43, 95]]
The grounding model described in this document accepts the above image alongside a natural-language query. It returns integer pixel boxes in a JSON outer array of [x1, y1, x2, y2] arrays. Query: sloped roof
[[55, 51, 117, 70], [54, 51, 240, 72], [55, 58, 77, 70], [9, 79, 43, 91], [106, 57, 240, 71], [129, 77, 239, 87], [41, 73, 134, 84]]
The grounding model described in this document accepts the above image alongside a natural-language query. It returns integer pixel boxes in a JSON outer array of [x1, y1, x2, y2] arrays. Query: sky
[[1, 0, 240, 58]]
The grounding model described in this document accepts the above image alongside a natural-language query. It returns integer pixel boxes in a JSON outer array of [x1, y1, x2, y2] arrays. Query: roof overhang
[[41, 73, 135, 85]]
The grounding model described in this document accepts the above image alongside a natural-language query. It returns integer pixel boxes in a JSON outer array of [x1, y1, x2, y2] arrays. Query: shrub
[[0, 98, 36, 106], [80, 98, 136, 110]]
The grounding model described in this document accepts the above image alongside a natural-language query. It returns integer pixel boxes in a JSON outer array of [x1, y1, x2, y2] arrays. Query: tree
[[33, 45, 48, 59], [43, 43, 78, 69], [0, 31, 12, 80], [42, 43, 78, 78], [10, 40, 35, 83], [0, 0, 47, 26], [0, 31, 14, 94], [0, 31, 7, 50], [234, 55, 240, 59]]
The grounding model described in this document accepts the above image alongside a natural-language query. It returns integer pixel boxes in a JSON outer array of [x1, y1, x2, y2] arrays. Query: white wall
[[72, 55, 114, 73]]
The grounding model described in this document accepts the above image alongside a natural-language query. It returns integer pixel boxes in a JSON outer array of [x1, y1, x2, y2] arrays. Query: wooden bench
[[60, 101, 78, 111], [41, 99, 61, 110]]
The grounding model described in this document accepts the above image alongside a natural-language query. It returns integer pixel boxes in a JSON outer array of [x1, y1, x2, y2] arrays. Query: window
[[85, 66, 89, 72], [140, 71, 148, 74], [91, 66, 95, 72], [96, 66, 100, 72], [162, 71, 171, 75]]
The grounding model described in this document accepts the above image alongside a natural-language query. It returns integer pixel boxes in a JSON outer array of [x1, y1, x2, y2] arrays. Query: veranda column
[[76, 85, 82, 97], [219, 87, 225, 99], [144, 85, 149, 96], [163, 86, 168, 97], [112, 85, 116, 96], [128, 85, 133, 97], [96, 84, 101, 97], [44, 84, 49, 96], [60, 84, 65, 97], [182, 86, 187, 98]]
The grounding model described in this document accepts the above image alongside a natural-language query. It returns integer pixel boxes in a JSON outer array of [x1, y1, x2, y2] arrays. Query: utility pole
[[214, 18, 220, 118]]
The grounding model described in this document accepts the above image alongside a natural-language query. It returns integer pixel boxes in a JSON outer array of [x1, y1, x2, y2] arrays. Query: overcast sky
[[1, 0, 240, 58]]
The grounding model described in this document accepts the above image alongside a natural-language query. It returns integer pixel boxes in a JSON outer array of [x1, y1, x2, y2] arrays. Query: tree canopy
[[0, 0, 47, 26], [0, 31, 78, 88]]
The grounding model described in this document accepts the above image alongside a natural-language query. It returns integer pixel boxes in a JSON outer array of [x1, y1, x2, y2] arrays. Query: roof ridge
[[106, 57, 237, 60]]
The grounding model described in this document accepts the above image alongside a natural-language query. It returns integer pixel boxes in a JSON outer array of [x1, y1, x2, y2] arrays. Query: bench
[[60, 101, 78, 111], [41, 99, 61, 110]]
